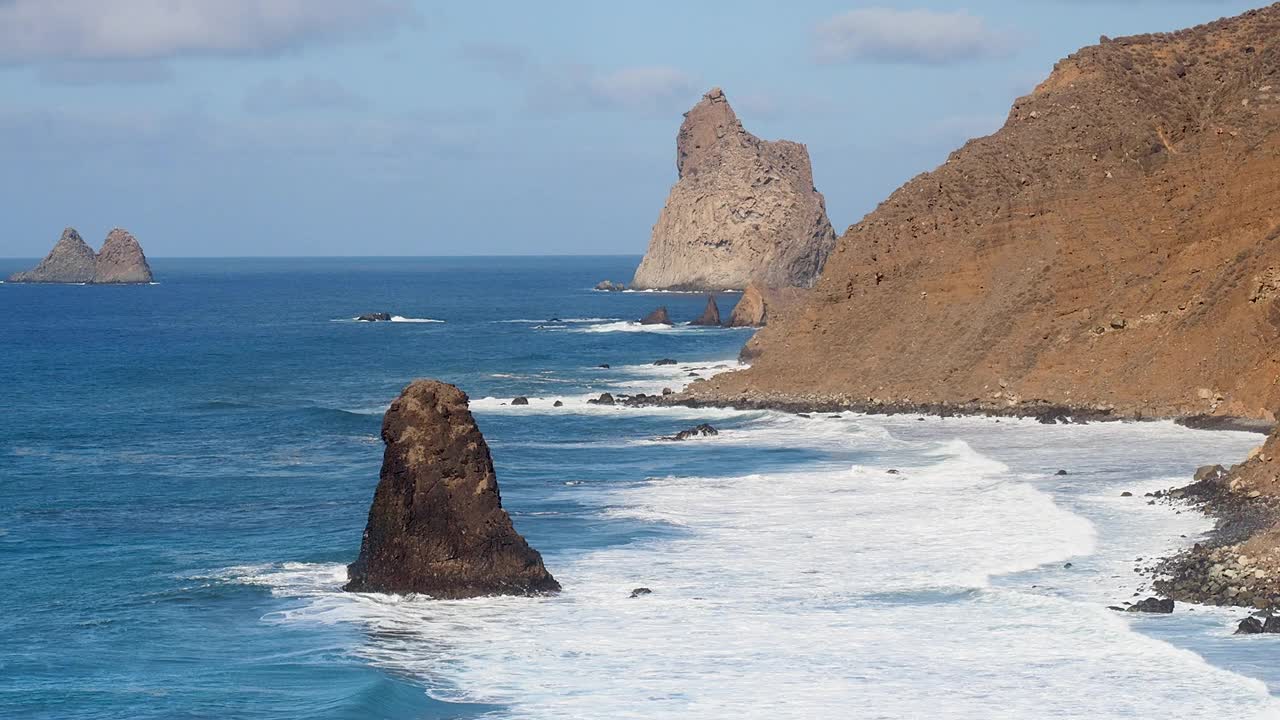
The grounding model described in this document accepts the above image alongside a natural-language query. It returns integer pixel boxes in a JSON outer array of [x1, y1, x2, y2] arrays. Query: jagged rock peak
[[344, 380, 560, 598], [94, 228, 153, 284], [8, 227, 97, 283], [632, 87, 838, 291]]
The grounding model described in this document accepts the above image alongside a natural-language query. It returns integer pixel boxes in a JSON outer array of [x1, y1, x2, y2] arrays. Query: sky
[[0, 0, 1264, 257]]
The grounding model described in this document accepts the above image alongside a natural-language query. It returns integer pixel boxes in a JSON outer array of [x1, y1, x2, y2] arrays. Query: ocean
[[2, 256, 1278, 719]]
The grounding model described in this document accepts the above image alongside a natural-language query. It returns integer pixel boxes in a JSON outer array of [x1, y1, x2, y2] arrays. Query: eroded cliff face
[[630, 88, 838, 291], [344, 380, 559, 598], [695, 6, 1280, 421]]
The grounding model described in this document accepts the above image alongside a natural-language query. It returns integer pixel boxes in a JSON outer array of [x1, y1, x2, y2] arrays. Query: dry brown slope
[[694, 5, 1280, 421]]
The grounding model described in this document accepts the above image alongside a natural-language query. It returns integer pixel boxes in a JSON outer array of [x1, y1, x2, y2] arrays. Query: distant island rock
[[630, 87, 837, 291], [8, 227, 153, 284], [344, 380, 559, 598]]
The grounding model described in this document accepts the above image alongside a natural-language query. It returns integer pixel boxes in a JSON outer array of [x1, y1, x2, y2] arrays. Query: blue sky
[[0, 0, 1261, 257]]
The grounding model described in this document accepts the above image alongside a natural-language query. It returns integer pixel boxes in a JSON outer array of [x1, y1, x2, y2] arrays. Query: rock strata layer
[[695, 7, 1280, 421], [344, 380, 559, 598], [8, 227, 153, 284], [630, 88, 837, 291]]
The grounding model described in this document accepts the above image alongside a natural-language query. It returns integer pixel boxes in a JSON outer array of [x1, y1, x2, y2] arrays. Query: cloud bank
[[815, 8, 1016, 64]]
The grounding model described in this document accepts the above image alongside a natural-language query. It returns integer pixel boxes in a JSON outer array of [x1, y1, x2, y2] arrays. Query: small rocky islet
[[9, 227, 153, 284]]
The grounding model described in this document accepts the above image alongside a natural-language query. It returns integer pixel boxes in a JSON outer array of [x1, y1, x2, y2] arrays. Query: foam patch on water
[[240, 423, 1279, 718], [331, 316, 445, 323], [570, 320, 752, 335], [495, 318, 619, 324]]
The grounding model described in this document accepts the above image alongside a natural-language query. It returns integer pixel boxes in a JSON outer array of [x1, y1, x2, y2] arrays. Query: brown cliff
[[693, 6, 1280, 421], [630, 88, 838, 291], [344, 380, 559, 598]]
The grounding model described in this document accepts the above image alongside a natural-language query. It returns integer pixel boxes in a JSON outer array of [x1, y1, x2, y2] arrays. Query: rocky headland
[[688, 7, 1280, 422], [9, 227, 154, 284], [630, 88, 838, 291], [344, 380, 559, 598]]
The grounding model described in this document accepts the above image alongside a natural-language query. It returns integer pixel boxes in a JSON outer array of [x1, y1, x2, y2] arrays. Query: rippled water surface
[[2, 257, 1277, 719]]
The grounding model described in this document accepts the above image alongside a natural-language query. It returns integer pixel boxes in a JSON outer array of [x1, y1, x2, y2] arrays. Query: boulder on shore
[[343, 380, 560, 598], [690, 295, 721, 326], [640, 307, 672, 325]]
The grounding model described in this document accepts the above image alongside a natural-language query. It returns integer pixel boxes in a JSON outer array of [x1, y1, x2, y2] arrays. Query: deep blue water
[[4, 257, 1278, 719], [0, 257, 764, 719]]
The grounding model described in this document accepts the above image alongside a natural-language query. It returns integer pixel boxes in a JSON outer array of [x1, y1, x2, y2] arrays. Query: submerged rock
[[357, 312, 393, 322], [1125, 597, 1175, 613], [630, 587, 653, 598], [595, 280, 625, 291], [672, 423, 718, 441], [344, 380, 560, 598], [640, 307, 672, 325], [588, 393, 616, 406], [654, 358, 678, 366], [690, 295, 722, 326], [1236, 616, 1266, 634], [511, 396, 529, 405]]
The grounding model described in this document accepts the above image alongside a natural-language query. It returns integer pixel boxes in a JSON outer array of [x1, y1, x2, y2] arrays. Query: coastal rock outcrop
[[640, 307, 672, 325], [8, 227, 154, 284], [691, 296, 721, 326], [693, 7, 1280, 421], [344, 380, 559, 598], [630, 88, 838, 291], [725, 285, 768, 328], [8, 228, 97, 283]]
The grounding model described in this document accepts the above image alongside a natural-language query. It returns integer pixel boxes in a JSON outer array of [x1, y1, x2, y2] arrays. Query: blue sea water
[[2, 257, 1279, 719]]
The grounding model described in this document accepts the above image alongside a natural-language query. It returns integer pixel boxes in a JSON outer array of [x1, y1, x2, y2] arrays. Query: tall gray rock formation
[[630, 88, 838, 291], [7, 227, 154, 284]]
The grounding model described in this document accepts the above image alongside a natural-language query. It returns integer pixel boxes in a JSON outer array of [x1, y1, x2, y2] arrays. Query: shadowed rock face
[[94, 229, 153, 284], [7, 228, 97, 283], [725, 285, 767, 328], [7, 227, 153, 284], [630, 88, 837, 291], [696, 6, 1280, 420], [344, 380, 559, 598]]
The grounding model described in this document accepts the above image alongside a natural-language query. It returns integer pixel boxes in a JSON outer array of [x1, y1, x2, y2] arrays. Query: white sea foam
[[330, 316, 445, 323], [236, 415, 1279, 718], [496, 318, 620, 324], [572, 320, 752, 335]]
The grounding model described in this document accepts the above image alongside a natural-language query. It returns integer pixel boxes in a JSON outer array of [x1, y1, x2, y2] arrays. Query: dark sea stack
[[344, 380, 559, 598], [93, 228, 153, 284], [630, 87, 837, 290], [725, 285, 767, 328], [690, 295, 721, 326], [640, 306, 672, 325], [7, 228, 97, 283]]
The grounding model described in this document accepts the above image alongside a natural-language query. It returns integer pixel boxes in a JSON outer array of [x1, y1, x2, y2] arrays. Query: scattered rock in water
[[829, 415, 842, 419], [597, 364, 611, 369], [886, 469, 900, 475], [595, 280, 625, 291], [1121, 491, 1133, 497], [1125, 597, 1175, 613], [1055, 469, 1069, 476], [654, 358, 678, 366], [797, 413, 811, 418], [357, 312, 393, 322], [690, 295, 722, 326], [1236, 616, 1266, 634], [343, 380, 560, 598], [511, 396, 529, 406], [629, 587, 653, 598], [553, 400, 564, 407], [672, 423, 719, 441], [662, 387, 674, 395], [640, 307, 672, 325], [1064, 562, 1073, 569], [588, 393, 616, 406]]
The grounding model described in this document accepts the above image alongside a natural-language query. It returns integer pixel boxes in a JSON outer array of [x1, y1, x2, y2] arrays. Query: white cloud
[[0, 0, 414, 64], [533, 64, 700, 113], [815, 8, 1015, 64]]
